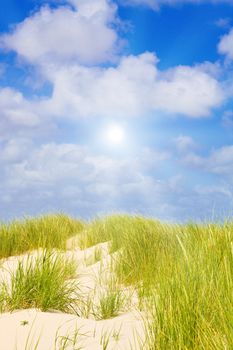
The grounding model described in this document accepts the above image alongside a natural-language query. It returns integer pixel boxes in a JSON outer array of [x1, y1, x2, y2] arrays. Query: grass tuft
[[0, 213, 84, 259], [93, 276, 125, 320], [1, 250, 80, 313]]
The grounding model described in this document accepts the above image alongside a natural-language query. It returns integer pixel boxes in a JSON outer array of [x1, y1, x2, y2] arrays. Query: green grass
[[78, 215, 136, 251], [78, 273, 126, 320], [0, 213, 84, 259], [94, 288, 124, 320], [100, 329, 111, 350], [79, 215, 177, 284], [77, 215, 233, 349], [1, 213, 233, 349], [143, 222, 233, 349], [1, 250, 80, 313], [54, 327, 84, 350]]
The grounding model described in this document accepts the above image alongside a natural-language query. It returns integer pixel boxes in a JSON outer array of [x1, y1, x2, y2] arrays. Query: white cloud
[[0, 139, 232, 221], [152, 65, 224, 116], [179, 143, 233, 177], [174, 135, 197, 152], [182, 152, 204, 167], [218, 28, 233, 60], [0, 54, 221, 122], [0, 0, 225, 120], [0, 87, 59, 146], [0, 0, 119, 65], [0, 55, 223, 123], [195, 184, 233, 199], [0, 87, 41, 131], [0, 138, 33, 163], [3, 142, 167, 188], [208, 145, 233, 174], [40, 53, 224, 119], [0, 0, 231, 222], [0, 141, 179, 219], [222, 110, 233, 128], [69, 0, 116, 21]]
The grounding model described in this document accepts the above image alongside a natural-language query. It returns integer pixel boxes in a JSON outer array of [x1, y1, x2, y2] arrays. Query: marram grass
[[0, 213, 84, 258], [1, 213, 233, 349], [1, 250, 80, 313], [78, 215, 233, 349]]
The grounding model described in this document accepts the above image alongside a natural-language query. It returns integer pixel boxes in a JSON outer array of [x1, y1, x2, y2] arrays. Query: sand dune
[[0, 309, 145, 350], [0, 240, 145, 349]]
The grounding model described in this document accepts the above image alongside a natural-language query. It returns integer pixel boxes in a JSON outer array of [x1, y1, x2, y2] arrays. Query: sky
[[1, 0, 233, 222]]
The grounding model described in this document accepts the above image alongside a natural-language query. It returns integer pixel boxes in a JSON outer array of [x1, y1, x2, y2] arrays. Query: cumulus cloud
[[152, 65, 224, 116], [1, 141, 167, 189], [207, 145, 233, 175], [0, 0, 225, 120], [0, 0, 120, 65], [218, 28, 233, 60], [1, 137, 232, 221], [0, 138, 33, 163], [39, 53, 224, 119], [179, 143, 233, 177], [0, 0, 231, 222], [0, 141, 178, 219], [0, 87, 59, 144], [174, 135, 197, 153], [0, 87, 40, 126], [0, 54, 223, 123], [69, 0, 117, 19]]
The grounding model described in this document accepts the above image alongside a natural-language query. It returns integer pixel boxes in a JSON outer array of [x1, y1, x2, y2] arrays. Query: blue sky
[[1, 0, 233, 222]]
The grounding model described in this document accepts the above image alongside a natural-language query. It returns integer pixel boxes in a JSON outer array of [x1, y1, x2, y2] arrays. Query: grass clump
[[114, 218, 178, 286], [94, 289, 123, 320], [78, 215, 135, 250], [93, 276, 125, 320], [141, 222, 233, 349], [82, 215, 233, 348], [80, 215, 177, 284], [0, 213, 84, 259], [1, 250, 80, 313]]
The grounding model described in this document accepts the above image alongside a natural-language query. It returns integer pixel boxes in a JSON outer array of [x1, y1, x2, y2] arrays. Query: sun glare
[[106, 125, 125, 144]]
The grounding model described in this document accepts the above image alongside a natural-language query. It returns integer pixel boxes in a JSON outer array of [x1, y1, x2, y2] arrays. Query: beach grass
[[94, 285, 124, 320], [0, 213, 84, 259], [1, 250, 80, 313], [77, 215, 233, 349], [1, 213, 233, 349]]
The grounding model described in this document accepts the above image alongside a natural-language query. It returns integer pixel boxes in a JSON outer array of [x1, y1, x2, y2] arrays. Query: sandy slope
[[0, 309, 144, 350], [0, 241, 146, 349]]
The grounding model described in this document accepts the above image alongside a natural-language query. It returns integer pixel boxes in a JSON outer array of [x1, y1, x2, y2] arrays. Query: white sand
[[0, 309, 145, 350], [0, 240, 146, 349]]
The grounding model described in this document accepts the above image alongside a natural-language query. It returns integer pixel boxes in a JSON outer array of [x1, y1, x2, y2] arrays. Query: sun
[[106, 124, 125, 144]]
